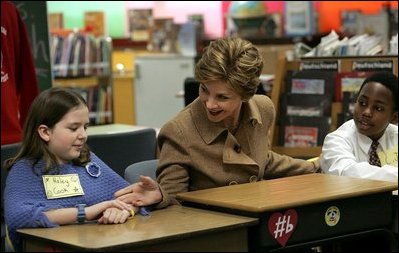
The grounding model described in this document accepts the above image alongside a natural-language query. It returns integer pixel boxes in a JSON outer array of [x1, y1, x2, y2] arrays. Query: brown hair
[[4, 87, 91, 172], [195, 37, 263, 100]]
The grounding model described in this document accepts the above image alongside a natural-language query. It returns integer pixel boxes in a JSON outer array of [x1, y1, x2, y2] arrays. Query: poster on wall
[[284, 1, 315, 36], [128, 9, 153, 42]]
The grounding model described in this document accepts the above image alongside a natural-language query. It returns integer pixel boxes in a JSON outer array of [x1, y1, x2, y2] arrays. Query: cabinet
[[270, 55, 398, 158], [111, 49, 155, 125], [134, 54, 195, 128], [50, 32, 113, 125]]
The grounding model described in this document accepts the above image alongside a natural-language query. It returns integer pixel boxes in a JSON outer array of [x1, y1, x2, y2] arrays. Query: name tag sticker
[[378, 148, 398, 167], [43, 174, 84, 199]]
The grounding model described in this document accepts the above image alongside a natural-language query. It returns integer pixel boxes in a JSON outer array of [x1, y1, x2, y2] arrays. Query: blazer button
[[229, 181, 238, 186], [249, 175, 258, 183], [234, 144, 241, 153]]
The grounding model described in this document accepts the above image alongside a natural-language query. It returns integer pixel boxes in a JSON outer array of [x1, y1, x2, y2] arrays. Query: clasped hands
[[98, 176, 161, 224]]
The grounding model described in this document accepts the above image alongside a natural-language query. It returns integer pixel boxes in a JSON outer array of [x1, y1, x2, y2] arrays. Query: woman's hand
[[115, 176, 162, 206]]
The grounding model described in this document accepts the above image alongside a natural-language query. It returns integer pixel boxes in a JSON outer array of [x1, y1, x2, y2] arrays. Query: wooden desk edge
[[18, 206, 259, 251], [177, 174, 398, 213]]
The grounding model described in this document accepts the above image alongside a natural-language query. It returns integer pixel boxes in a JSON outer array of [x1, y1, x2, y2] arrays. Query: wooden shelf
[[53, 77, 99, 88]]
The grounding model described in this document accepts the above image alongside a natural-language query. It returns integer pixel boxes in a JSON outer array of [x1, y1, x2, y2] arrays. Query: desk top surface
[[177, 173, 398, 213], [17, 205, 257, 250]]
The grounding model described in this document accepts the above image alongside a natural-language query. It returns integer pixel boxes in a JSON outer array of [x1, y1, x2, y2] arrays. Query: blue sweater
[[4, 152, 130, 251]]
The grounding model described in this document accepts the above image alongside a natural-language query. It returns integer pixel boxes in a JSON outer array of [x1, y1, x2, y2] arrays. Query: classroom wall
[[125, 1, 222, 39], [47, 1, 126, 38], [48, 1, 398, 38], [47, 1, 223, 39], [317, 1, 398, 33], [221, 1, 398, 34]]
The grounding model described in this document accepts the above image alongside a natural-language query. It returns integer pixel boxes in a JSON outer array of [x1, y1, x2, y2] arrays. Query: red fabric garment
[[1, 1, 39, 145]]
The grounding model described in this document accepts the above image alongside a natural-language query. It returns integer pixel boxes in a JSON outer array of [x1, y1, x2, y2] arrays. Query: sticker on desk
[[378, 148, 398, 167], [325, 206, 340, 226], [268, 209, 298, 247], [42, 174, 84, 199]]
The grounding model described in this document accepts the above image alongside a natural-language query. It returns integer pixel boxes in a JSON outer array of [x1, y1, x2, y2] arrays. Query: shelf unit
[[50, 32, 113, 125], [270, 55, 398, 158]]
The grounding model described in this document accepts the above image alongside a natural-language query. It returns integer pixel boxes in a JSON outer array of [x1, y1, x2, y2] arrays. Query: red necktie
[[368, 141, 381, 167]]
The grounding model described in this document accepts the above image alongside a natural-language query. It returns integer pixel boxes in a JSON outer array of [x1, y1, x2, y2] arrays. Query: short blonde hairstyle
[[195, 37, 263, 100]]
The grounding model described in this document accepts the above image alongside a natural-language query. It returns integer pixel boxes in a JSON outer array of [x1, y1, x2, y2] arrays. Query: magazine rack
[[270, 55, 398, 159]]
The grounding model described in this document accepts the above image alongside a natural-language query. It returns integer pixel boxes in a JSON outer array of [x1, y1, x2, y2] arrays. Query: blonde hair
[[195, 37, 263, 100]]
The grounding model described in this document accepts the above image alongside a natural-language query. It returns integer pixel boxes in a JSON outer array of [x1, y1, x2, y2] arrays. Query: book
[[177, 22, 197, 56], [148, 18, 174, 52], [285, 70, 336, 96], [341, 91, 358, 124], [279, 116, 330, 147], [127, 9, 152, 42], [335, 71, 372, 102], [48, 13, 64, 32], [280, 94, 332, 117], [284, 126, 318, 148], [84, 11, 106, 37], [284, 2, 315, 36], [291, 78, 325, 94]]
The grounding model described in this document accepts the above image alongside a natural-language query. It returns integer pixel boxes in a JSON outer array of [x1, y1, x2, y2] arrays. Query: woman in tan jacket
[[115, 37, 320, 208]]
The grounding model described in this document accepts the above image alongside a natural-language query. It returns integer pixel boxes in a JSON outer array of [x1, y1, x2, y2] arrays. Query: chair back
[[1, 142, 21, 252], [1, 143, 21, 213], [124, 159, 158, 183], [87, 128, 157, 177], [184, 77, 200, 106]]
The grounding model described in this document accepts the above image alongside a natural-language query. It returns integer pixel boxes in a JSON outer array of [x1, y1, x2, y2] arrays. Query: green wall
[[47, 1, 125, 38]]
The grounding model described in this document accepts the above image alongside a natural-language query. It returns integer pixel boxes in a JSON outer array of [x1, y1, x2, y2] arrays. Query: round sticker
[[325, 206, 340, 226]]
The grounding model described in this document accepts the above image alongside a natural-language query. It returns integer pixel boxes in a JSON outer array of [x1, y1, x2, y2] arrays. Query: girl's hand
[[98, 207, 131, 224]]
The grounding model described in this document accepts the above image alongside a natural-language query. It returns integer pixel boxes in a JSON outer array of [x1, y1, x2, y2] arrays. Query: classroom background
[[12, 0, 396, 160], [2, 1, 398, 251]]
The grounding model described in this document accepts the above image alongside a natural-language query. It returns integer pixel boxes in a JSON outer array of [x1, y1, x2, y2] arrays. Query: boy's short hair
[[358, 71, 398, 112]]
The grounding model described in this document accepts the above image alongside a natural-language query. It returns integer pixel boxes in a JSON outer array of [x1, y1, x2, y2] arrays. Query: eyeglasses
[[85, 162, 101, 178]]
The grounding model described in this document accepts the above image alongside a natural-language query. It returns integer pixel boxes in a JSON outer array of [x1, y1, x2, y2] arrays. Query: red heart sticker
[[268, 209, 298, 247]]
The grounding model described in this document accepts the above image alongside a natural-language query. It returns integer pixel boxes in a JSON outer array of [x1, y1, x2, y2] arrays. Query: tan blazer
[[156, 95, 319, 208]]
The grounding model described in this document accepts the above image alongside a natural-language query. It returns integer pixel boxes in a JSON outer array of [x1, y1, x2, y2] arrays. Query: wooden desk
[[18, 205, 258, 252], [177, 174, 398, 251]]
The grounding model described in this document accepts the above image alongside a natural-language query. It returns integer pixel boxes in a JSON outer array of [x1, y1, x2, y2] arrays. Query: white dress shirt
[[320, 119, 398, 182]]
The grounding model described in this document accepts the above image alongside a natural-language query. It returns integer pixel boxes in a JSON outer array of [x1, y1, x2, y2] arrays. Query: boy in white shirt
[[320, 71, 398, 252], [321, 71, 398, 182]]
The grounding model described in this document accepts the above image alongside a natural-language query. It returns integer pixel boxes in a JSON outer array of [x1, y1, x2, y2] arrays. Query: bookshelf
[[270, 55, 398, 159], [50, 31, 113, 125]]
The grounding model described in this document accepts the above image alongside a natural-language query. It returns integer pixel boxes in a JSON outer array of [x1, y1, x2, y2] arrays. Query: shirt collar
[[356, 129, 388, 153]]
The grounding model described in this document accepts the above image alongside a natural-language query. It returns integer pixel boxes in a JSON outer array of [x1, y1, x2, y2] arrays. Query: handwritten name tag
[[42, 174, 84, 199], [378, 148, 398, 167]]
